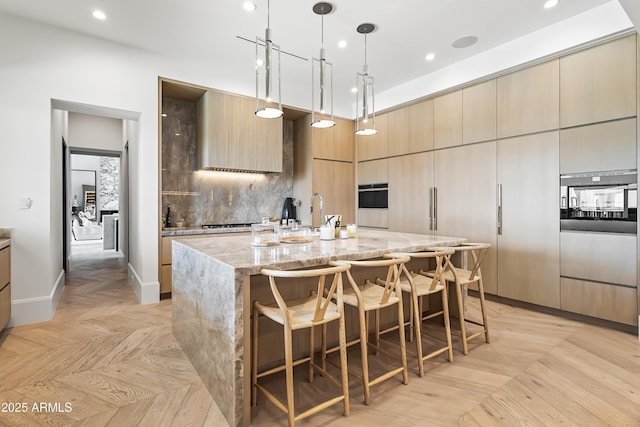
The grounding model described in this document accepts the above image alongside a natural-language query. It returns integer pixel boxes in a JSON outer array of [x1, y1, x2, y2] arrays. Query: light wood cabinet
[[560, 278, 637, 326], [409, 99, 434, 153], [560, 118, 637, 174], [497, 60, 559, 138], [312, 117, 355, 162], [293, 114, 355, 228], [560, 35, 637, 128], [0, 244, 11, 329], [463, 79, 497, 144], [497, 131, 560, 307], [357, 158, 388, 185], [434, 142, 498, 295], [357, 113, 388, 161], [434, 90, 463, 149], [312, 159, 355, 226], [386, 108, 410, 156], [197, 90, 283, 172], [560, 232, 637, 288], [388, 152, 433, 234]]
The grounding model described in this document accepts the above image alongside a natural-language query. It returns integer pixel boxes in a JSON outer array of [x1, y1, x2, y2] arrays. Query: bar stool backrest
[[260, 264, 351, 325], [446, 243, 491, 283], [331, 256, 411, 305], [386, 248, 455, 292]]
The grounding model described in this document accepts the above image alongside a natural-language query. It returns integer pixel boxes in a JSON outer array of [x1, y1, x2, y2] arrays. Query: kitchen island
[[171, 229, 466, 427]]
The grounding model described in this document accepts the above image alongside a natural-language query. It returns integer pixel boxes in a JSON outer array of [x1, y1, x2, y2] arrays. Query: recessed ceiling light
[[543, 0, 559, 9], [425, 53, 436, 61], [351, 87, 358, 94], [92, 10, 106, 20], [337, 40, 348, 48], [452, 35, 478, 49], [243, 2, 257, 12]]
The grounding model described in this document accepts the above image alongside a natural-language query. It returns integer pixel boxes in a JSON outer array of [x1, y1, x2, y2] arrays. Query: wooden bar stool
[[328, 255, 410, 405], [383, 248, 455, 377], [252, 264, 351, 427], [423, 243, 491, 355]]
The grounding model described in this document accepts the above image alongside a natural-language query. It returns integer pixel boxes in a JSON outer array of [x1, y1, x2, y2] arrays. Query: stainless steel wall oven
[[358, 183, 388, 209], [560, 169, 637, 234]]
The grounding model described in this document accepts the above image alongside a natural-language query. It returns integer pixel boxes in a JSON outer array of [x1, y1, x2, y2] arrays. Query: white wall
[[68, 113, 123, 152]]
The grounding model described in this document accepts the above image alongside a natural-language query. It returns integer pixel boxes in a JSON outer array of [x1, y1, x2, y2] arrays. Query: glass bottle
[[166, 205, 173, 228]]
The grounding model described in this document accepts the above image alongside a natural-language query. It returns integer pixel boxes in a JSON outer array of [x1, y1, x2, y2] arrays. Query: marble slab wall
[[99, 157, 119, 211], [162, 97, 294, 227]]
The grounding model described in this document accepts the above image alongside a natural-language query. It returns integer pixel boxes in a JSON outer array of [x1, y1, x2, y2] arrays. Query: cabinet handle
[[497, 183, 502, 235], [433, 187, 438, 231], [429, 187, 434, 231]]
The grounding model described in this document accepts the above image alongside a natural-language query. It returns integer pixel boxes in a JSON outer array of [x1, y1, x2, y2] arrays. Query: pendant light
[[310, 2, 335, 129], [255, 0, 283, 119], [354, 23, 377, 136]]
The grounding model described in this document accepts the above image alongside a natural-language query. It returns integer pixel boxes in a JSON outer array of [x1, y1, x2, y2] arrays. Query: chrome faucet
[[310, 192, 323, 228]]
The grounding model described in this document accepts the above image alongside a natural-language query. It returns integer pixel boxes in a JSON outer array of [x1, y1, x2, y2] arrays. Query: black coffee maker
[[281, 197, 296, 222]]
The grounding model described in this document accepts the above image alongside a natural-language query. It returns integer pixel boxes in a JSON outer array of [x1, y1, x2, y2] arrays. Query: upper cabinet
[[434, 90, 463, 149], [386, 108, 410, 156], [560, 35, 637, 128], [197, 90, 283, 173], [357, 113, 388, 161], [462, 79, 497, 144], [312, 117, 354, 162], [497, 59, 559, 139], [409, 99, 434, 153]]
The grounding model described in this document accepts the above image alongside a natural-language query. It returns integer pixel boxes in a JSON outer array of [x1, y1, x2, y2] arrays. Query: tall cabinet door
[[434, 142, 498, 294], [388, 152, 433, 234], [497, 131, 560, 308]]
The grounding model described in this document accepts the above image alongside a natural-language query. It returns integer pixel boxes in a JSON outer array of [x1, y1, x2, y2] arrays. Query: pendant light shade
[[355, 23, 377, 136], [255, 0, 283, 119], [311, 2, 335, 129]]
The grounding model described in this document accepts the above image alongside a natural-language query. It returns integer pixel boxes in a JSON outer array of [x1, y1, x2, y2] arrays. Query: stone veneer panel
[[162, 97, 294, 226], [99, 156, 119, 211]]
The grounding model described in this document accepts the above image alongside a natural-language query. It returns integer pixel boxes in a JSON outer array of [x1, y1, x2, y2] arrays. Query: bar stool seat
[[252, 264, 351, 427]]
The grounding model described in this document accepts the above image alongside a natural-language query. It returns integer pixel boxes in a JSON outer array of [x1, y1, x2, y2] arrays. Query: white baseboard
[[128, 263, 159, 305], [9, 269, 65, 327]]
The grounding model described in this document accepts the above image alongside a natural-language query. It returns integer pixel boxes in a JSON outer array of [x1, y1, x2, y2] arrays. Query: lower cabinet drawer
[[160, 265, 172, 294], [560, 277, 637, 326], [358, 208, 389, 229], [0, 283, 10, 329]]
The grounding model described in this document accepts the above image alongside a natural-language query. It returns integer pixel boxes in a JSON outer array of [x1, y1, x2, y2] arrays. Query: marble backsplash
[[162, 97, 294, 227]]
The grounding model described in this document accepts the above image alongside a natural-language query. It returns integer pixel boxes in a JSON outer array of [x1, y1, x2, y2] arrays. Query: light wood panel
[[386, 108, 410, 156], [357, 208, 389, 229], [409, 99, 434, 153], [197, 90, 283, 172], [357, 158, 388, 185], [559, 118, 637, 174], [434, 142, 498, 295], [497, 131, 560, 307], [561, 277, 637, 325], [560, 35, 637, 128], [463, 79, 497, 144], [357, 113, 388, 161], [388, 152, 433, 234], [560, 232, 637, 288], [434, 90, 463, 149], [497, 59, 559, 138], [312, 159, 356, 225], [312, 116, 355, 162]]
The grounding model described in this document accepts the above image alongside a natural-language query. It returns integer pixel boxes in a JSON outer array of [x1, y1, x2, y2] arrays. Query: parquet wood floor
[[1, 244, 639, 426]]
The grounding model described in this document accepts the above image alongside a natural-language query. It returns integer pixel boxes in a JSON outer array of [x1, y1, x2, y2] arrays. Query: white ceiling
[[0, 0, 635, 117]]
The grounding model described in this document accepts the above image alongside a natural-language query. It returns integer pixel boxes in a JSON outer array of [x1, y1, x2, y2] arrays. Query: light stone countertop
[[161, 226, 252, 237], [0, 239, 9, 250], [173, 228, 466, 277]]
